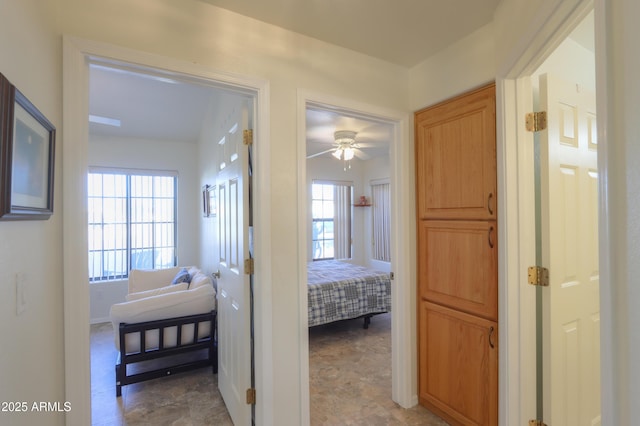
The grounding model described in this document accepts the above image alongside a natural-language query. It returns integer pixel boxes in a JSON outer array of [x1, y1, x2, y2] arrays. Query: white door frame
[[296, 90, 414, 424], [62, 36, 273, 425], [496, 0, 611, 424]]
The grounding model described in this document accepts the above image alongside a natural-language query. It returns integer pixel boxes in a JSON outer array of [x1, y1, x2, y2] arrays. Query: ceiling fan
[[306, 130, 369, 169]]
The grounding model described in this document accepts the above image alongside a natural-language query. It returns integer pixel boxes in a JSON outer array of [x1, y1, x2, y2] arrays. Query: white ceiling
[[199, 0, 501, 68], [89, 3, 594, 162], [89, 64, 225, 142]]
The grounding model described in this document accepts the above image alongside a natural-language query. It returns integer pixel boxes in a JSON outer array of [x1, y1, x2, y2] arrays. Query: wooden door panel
[[419, 301, 498, 425], [415, 84, 496, 220], [418, 220, 497, 320]]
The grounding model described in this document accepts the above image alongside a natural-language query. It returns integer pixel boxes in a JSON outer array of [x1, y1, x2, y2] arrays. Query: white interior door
[[216, 98, 253, 426], [539, 73, 600, 425]]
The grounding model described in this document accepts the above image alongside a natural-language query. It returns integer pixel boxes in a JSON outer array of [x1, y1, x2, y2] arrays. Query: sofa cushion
[[110, 284, 216, 350], [125, 282, 189, 302], [128, 266, 183, 294]]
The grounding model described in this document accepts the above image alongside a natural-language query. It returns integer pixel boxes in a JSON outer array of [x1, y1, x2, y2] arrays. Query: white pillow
[[126, 282, 189, 301], [190, 272, 212, 289]]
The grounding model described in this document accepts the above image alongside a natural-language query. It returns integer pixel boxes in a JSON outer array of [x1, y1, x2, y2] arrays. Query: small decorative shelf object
[[354, 195, 371, 207]]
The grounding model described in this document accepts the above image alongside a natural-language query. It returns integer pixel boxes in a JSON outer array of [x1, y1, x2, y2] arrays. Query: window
[[88, 169, 177, 282], [372, 181, 391, 262], [311, 181, 352, 260]]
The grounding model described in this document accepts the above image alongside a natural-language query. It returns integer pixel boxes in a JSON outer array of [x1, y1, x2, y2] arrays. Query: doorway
[[497, 1, 603, 424], [296, 92, 414, 423], [531, 17, 600, 422], [62, 37, 271, 425]]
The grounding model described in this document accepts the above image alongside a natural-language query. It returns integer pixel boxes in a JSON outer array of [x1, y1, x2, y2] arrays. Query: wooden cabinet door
[[415, 84, 496, 220], [418, 220, 497, 320], [419, 301, 498, 426]]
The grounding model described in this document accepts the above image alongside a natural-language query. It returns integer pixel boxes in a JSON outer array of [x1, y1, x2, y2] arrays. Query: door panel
[[415, 84, 496, 220], [418, 220, 497, 320], [216, 99, 253, 426], [419, 301, 498, 426], [539, 73, 600, 426]]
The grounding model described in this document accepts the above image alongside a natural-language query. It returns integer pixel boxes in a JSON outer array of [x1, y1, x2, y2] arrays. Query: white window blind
[[372, 181, 391, 262]]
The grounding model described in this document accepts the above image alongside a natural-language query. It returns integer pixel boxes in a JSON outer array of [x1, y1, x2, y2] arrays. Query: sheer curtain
[[333, 184, 352, 259], [372, 182, 391, 262]]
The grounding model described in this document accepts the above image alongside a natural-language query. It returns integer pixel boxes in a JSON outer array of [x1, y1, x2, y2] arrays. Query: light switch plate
[[16, 272, 26, 315]]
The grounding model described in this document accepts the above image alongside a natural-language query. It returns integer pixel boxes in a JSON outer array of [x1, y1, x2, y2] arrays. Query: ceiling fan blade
[[306, 148, 336, 159], [353, 148, 371, 161], [354, 142, 380, 148]]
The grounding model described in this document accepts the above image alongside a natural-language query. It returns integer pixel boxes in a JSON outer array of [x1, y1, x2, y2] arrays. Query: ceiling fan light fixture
[[332, 130, 358, 170], [334, 130, 357, 145], [343, 147, 355, 161]]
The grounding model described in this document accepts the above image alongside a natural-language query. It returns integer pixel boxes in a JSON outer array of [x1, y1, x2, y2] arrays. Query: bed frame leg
[[363, 315, 371, 329], [115, 363, 122, 397]]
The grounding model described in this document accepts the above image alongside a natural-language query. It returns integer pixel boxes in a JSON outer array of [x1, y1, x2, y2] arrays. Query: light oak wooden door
[[415, 84, 496, 221], [539, 73, 600, 426], [216, 98, 253, 426], [419, 301, 498, 425]]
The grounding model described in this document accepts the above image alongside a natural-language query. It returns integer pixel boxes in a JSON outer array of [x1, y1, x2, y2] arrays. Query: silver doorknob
[[212, 270, 221, 279]]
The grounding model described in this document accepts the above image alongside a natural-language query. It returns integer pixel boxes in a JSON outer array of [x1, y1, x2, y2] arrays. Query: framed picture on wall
[[202, 184, 217, 217], [208, 184, 217, 217], [0, 72, 56, 221], [202, 184, 210, 217]]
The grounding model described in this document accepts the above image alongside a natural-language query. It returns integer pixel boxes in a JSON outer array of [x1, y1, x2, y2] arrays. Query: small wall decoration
[[0, 72, 56, 220], [202, 184, 211, 217], [202, 184, 217, 217], [207, 184, 217, 217]]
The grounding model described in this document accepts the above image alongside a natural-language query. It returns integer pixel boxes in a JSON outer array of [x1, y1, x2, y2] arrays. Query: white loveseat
[[109, 266, 217, 396]]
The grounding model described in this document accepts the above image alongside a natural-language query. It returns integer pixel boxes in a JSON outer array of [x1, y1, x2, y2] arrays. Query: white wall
[[0, 1, 65, 425], [87, 135, 199, 322], [531, 36, 595, 93], [409, 22, 496, 111]]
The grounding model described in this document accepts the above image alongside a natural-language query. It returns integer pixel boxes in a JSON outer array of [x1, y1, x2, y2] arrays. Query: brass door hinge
[[243, 129, 253, 145], [529, 420, 547, 426], [525, 111, 547, 132], [244, 258, 254, 275], [528, 266, 549, 287], [246, 388, 256, 405]]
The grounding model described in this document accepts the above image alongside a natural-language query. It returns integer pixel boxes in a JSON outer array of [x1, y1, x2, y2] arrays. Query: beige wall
[[409, 22, 496, 111], [0, 1, 65, 425]]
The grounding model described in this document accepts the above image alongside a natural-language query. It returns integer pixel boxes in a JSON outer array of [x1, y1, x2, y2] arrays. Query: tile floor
[[91, 314, 447, 425]]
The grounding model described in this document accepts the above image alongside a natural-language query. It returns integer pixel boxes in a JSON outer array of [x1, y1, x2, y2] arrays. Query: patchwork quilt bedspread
[[307, 260, 391, 327]]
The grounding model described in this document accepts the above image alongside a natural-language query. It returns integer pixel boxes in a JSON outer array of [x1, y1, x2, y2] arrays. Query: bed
[[307, 260, 391, 328]]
